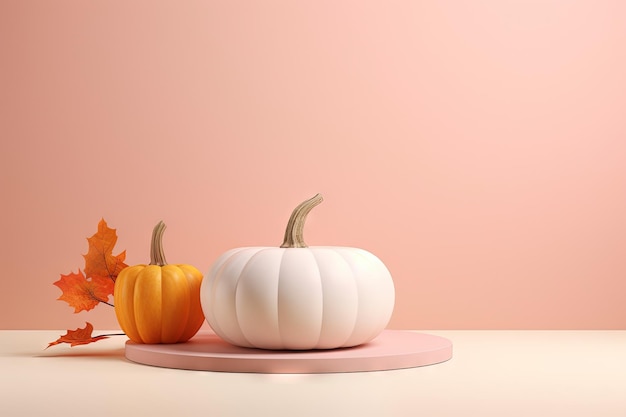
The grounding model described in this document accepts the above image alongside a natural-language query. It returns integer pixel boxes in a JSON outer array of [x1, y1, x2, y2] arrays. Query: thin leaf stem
[[91, 295, 115, 307]]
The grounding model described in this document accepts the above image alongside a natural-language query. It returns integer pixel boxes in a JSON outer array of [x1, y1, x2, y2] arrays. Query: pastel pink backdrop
[[1, 1, 625, 330]]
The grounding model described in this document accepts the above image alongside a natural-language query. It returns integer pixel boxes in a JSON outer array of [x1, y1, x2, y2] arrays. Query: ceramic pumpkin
[[114, 221, 204, 344], [201, 194, 395, 350]]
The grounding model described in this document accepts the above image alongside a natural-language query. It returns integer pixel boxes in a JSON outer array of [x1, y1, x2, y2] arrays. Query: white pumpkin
[[200, 194, 395, 350]]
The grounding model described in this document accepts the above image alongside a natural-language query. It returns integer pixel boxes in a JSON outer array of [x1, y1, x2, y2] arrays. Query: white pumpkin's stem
[[149, 221, 168, 266], [280, 194, 323, 248]]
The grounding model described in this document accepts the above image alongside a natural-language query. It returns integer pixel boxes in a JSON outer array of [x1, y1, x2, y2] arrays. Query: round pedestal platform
[[125, 330, 453, 374]]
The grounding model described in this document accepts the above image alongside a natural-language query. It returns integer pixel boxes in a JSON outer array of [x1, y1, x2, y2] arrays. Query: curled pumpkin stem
[[280, 194, 323, 248], [149, 221, 168, 266]]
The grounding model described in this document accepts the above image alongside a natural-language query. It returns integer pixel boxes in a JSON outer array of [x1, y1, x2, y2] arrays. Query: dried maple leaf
[[83, 218, 127, 282], [47, 322, 110, 348], [53, 270, 115, 313]]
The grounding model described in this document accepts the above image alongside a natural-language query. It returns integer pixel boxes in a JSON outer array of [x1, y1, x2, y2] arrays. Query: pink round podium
[[125, 330, 452, 374]]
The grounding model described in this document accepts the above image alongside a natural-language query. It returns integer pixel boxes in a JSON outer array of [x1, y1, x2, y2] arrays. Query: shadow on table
[[33, 347, 125, 359]]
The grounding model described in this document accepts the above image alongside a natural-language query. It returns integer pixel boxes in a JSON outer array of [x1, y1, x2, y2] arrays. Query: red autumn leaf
[[83, 218, 127, 282], [53, 270, 115, 313], [47, 322, 109, 348]]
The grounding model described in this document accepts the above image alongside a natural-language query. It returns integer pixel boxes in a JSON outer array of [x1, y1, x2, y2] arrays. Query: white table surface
[[1, 330, 625, 417]]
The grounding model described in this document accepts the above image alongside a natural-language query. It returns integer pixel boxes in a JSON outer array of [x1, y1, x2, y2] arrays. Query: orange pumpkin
[[114, 221, 204, 343]]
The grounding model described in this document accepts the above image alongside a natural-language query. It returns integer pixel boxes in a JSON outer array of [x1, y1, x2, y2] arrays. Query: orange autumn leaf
[[83, 218, 127, 282], [47, 322, 109, 348], [53, 270, 115, 313]]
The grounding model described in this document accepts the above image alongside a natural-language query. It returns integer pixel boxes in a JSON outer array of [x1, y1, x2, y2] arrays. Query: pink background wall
[[2, 1, 625, 330]]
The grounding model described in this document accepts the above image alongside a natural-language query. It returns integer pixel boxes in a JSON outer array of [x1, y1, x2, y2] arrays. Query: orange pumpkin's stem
[[280, 194, 323, 248], [149, 221, 168, 266]]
